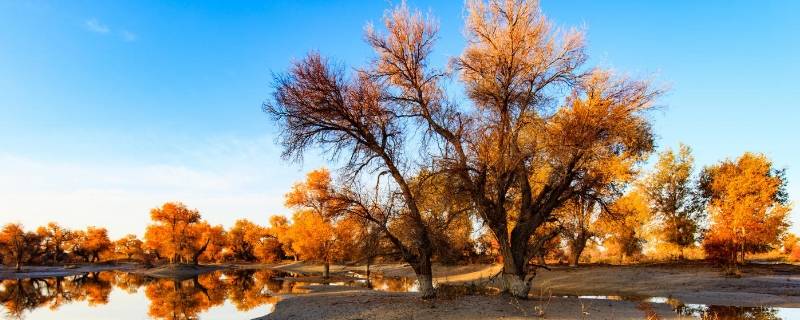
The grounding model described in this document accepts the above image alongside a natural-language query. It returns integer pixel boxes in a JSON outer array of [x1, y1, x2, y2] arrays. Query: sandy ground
[[0, 263, 141, 279], [257, 284, 686, 320], [261, 261, 800, 319], [273, 261, 800, 307]]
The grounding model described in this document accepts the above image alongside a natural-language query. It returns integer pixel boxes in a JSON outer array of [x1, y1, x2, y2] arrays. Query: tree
[[0, 224, 43, 271], [597, 189, 652, 263], [266, 8, 445, 295], [114, 234, 144, 260], [700, 153, 791, 267], [644, 144, 704, 258], [783, 233, 798, 255], [558, 196, 597, 267], [36, 222, 75, 265], [227, 219, 280, 263], [284, 169, 360, 277], [79, 227, 112, 263], [269, 215, 296, 260], [265, 0, 658, 298], [144, 202, 202, 264]]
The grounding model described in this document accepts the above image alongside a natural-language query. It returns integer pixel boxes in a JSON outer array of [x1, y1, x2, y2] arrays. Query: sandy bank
[[256, 284, 680, 320]]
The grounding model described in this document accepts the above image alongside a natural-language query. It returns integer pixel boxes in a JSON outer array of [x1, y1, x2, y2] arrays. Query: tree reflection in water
[[0, 270, 288, 320], [676, 304, 781, 320]]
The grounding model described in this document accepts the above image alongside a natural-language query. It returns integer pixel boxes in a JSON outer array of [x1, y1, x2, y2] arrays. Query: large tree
[[700, 153, 791, 267], [0, 224, 43, 271], [37, 222, 75, 265], [144, 202, 220, 264], [266, 0, 658, 298], [644, 144, 704, 258]]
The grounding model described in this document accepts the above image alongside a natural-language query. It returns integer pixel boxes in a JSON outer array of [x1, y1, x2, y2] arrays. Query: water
[[0, 269, 417, 320], [566, 295, 800, 319], [0, 270, 304, 319]]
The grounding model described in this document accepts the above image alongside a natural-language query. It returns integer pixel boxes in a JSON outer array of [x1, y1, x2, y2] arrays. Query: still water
[[2, 270, 798, 319], [0, 269, 418, 320], [571, 295, 800, 320]]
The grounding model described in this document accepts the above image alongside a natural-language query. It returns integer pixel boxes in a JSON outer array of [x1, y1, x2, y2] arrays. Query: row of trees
[[264, 0, 794, 298], [0, 223, 113, 270], [555, 145, 792, 269]]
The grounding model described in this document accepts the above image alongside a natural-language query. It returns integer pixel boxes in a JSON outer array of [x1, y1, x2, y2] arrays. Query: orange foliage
[[701, 153, 791, 265]]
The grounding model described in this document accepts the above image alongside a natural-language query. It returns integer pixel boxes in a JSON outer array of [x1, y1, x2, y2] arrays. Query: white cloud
[[84, 18, 110, 34], [121, 30, 137, 42]]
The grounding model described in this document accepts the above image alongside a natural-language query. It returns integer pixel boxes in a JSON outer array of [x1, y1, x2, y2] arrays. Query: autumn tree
[[36, 222, 75, 265], [198, 223, 227, 263], [75, 227, 113, 263], [145, 202, 202, 264], [269, 215, 296, 260], [557, 196, 597, 267], [597, 189, 653, 263], [409, 171, 475, 264], [284, 169, 360, 278], [0, 224, 43, 271], [114, 234, 144, 260], [266, 0, 658, 298], [227, 219, 281, 263], [644, 144, 704, 259], [266, 12, 444, 295], [783, 233, 798, 255], [700, 153, 791, 267]]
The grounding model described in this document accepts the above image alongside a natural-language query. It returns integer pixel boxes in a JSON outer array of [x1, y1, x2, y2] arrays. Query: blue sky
[[1, 1, 798, 238]]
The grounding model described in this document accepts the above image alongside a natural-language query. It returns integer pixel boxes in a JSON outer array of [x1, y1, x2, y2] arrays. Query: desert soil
[[262, 261, 800, 319]]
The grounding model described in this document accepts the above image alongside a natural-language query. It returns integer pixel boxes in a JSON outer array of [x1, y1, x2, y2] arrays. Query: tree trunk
[[498, 243, 532, 298], [323, 262, 330, 279], [15, 260, 21, 271], [568, 234, 588, 267], [365, 258, 372, 289], [411, 256, 435, 299], [192, 239, 211, 265], [537, 254, 546, 266]]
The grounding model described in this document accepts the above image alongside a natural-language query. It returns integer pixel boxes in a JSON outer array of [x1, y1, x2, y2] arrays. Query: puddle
[[563, 295, 800, 319]]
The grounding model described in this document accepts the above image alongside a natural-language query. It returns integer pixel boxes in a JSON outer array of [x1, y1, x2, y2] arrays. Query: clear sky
[[1, 1, 798, 239]]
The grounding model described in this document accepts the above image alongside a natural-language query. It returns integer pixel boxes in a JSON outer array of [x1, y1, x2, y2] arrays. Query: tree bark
[[411, 255, 435, 299], [192, 239, 211, 265], [323, 262, 330, 279], [568, 234, 588, 267]]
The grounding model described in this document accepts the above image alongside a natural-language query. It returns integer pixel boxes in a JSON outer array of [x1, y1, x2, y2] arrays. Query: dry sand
[[257, 284, 679, 320], [260, 261, 800, 319]]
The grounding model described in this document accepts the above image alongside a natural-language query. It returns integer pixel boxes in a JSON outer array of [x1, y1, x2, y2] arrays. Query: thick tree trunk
[[192, 239, 210, 265], [323, 262, 330, 279], [499, 244, 532, 298], [568, 235, 588, 267], [411, 256, 435, 299]]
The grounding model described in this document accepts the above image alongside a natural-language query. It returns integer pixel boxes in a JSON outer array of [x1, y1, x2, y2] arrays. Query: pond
[[568, 295, 800, 320], [0, 269, 419, 320], [2, 270, 799, 319]]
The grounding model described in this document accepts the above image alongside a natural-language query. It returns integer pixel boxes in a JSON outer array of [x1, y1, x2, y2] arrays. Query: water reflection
[[0, 269, 299, 320], [565, 295, 796, 320]]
